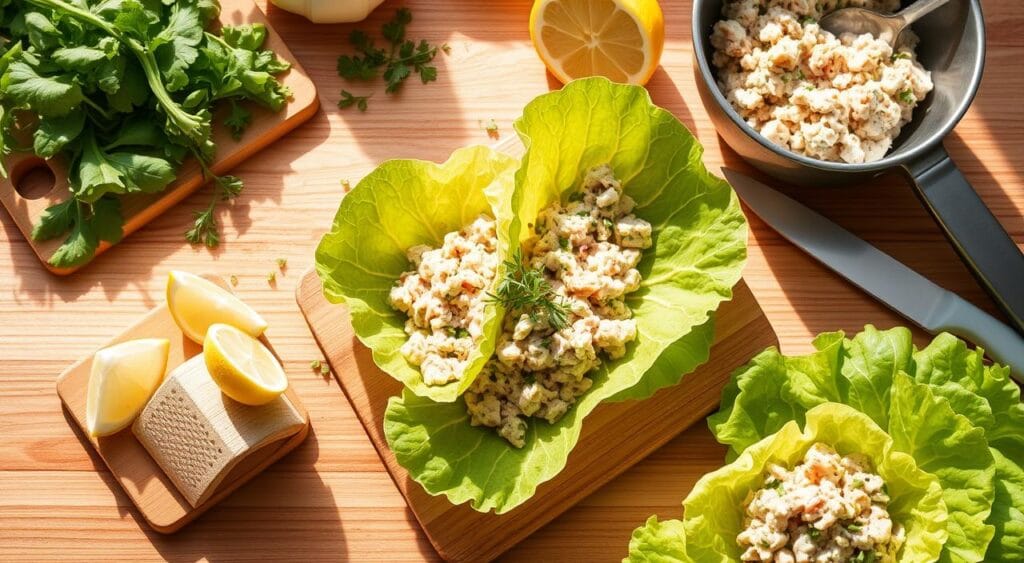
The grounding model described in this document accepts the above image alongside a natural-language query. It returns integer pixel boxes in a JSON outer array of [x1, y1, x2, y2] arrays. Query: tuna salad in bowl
[[628, 327, 1023, 562], [710, 0, 933, 164]]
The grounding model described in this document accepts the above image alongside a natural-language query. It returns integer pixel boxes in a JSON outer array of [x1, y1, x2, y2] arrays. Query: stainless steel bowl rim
[[690, 0, 986, 173]]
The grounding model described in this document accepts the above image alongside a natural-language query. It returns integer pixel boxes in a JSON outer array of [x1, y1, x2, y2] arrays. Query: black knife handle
[[903, 146, 1024, 335]]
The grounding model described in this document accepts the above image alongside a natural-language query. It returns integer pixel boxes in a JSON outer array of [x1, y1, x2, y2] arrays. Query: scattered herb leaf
[[338, 90, 370, 112], [335, 8, 447, 110]]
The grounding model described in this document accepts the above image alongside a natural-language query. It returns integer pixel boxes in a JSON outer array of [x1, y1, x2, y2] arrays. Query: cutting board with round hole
[[55, 275, 310, 533], [0, 0, 319, 275], [296, 265, 776, 561]]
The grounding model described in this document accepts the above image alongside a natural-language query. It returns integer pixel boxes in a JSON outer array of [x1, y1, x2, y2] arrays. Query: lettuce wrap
[[384, 78, 748, 513], [315, 146, 519, 402], [627, 403, 948, 563], [708, 327, 1016, 562]]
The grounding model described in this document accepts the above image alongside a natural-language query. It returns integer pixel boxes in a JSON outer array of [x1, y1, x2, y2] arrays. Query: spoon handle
[[898, 0, 950, 25]]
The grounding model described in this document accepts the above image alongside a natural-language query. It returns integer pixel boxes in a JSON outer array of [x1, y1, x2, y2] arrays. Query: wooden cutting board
[[296, 269, 777, 562], [0, 0, 319, 275], [56, 275, 310, 534]]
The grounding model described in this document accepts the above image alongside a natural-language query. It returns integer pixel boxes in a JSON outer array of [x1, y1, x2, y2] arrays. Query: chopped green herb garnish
[[892, 52, 912, 61], [486, 251, 571, 330], [310, 359, 322, 371], [568, 192, 585, 202], [266, 271, 276, 284], [575, 210, 590, 217], [453, 327, 469, 339], [559, 237, 571, 251], [899, 90, 916, 104], [808, 527, 822, 541], [851, 478, 865, 489], [846, 523, 863, 533]]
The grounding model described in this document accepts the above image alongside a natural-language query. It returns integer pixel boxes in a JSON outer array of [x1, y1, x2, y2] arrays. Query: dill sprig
[[488, 251, 571, 330]]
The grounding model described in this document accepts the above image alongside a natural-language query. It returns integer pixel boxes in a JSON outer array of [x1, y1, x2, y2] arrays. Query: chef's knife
[[724, 168, 1024, 382]]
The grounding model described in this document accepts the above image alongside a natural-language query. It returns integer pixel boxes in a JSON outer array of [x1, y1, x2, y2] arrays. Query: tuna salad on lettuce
[[383, 77, 748, 513], [628, 327, 1022, 562]]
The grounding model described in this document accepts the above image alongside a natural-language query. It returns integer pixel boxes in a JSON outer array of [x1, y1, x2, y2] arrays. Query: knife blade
[[724, 168, 1024, 382]]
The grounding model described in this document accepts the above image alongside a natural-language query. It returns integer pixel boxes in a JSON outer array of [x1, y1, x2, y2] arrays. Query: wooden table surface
[[1, 0, 1021, 561]]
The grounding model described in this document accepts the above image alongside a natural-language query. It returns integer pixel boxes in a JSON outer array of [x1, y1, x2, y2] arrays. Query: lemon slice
[[204, 323, 288, 406], [86, 339, 170, 437], [167, 271, 268, 344], [530, 0, 665, 85]]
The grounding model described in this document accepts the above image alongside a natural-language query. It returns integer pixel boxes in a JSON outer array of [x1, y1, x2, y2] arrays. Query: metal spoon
[[820, 0, 950, 47]]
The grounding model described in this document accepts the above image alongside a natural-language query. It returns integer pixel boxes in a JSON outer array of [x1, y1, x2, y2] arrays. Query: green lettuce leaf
[[315, 145, 519, 402], [385, 323, 715, 514], [626, 517, 691, 563], [708, 327, 1001, 562], [911, 334, 1024, 561], [382, 78, 747, 513], [627, 403, 948, 562]]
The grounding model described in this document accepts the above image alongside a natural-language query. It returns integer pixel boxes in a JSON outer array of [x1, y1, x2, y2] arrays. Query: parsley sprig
[[336, 8, 448, 110], [487, 251, 571, 331]]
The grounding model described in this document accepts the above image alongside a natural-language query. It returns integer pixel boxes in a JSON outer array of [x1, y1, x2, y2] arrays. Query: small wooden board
[[296, 269, 777, 562], [56, 276, 310, 534], [0, 0, 320, 275]]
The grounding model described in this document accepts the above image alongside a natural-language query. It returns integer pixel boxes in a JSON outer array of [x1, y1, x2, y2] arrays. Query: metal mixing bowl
[[692, 0, 1024, 333]]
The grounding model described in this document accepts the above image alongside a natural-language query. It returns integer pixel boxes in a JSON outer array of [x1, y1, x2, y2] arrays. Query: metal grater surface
[[133, 354, 305, 508]]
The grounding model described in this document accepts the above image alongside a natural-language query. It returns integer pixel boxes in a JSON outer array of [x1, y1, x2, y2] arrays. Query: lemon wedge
[[167, 271, 268, 344], [530, 0, 665, 85], [86, 339, 170, 437], [204, 323, 288, 406]]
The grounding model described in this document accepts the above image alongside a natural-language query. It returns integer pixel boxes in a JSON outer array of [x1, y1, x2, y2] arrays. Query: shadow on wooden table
[[147, 426, 348, 562]]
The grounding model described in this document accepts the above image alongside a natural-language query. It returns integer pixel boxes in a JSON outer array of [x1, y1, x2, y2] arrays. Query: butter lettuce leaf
[[315, 145, 519, 402], [708, 327, 1004, 562], [627, 404, 948, 562], [385, 322, 715, 514], [384, 78, 747, 513], [911, 334, 1024, 561]]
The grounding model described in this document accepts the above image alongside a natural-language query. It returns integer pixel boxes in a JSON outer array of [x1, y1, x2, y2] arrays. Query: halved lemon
[[204, 323, 288, 406], [530, 0, 665, 85], [86, 339, 170, 437], [167, 271, 268, 344]]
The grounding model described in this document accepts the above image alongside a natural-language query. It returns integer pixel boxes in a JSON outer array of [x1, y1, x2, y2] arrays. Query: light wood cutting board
[[0, 0, 319, 275], [296, 269, 777, 562], [56, 275, 311, 533]]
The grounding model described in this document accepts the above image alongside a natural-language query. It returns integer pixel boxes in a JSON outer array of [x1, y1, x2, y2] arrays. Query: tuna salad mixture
[[465, 165, 652, 448], [711, 0, 934, 164], [738, 443, 905, 563], [389, 215, 500, 386]]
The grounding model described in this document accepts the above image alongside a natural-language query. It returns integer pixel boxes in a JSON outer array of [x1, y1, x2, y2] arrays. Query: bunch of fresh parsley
[[0, 0, 291, 266], [336, 8, 447, 111]]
